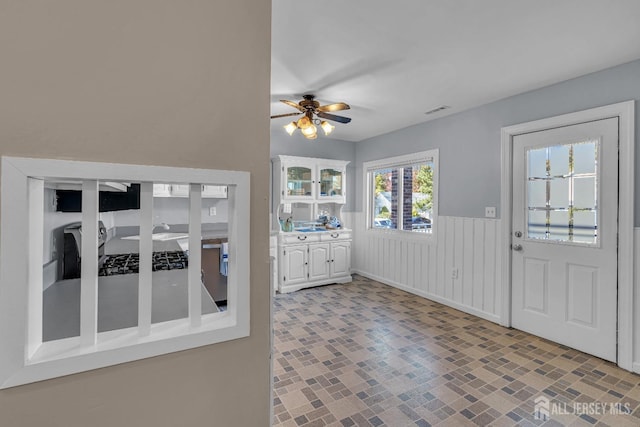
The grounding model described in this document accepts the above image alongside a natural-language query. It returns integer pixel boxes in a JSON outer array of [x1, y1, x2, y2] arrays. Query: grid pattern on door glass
[[526, 140, 598, 244]]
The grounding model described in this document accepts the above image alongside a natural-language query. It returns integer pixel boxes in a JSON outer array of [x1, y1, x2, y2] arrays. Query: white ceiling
[[271, 0, 640, 142]]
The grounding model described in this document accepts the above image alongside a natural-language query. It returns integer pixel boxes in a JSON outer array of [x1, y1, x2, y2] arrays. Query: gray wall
[[0, 1, 272, 425], [355, 59, 640, 223], [271, 131, 357, 211]]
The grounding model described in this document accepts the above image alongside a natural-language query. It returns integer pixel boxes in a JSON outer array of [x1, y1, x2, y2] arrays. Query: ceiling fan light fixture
[[284, 121, 297, 135], [301, 124, 317, 139], [297, 116, 312, 129], [273, 95, 351, 139], [320, 121, 334, 135]]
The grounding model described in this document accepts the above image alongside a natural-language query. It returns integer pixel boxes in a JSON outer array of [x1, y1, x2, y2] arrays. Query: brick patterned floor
[[273, 275, 640, 426]]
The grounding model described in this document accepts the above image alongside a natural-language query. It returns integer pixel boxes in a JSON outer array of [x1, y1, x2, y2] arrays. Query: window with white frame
[[365, 150, 438, 234], [0, 157, 250, 389]]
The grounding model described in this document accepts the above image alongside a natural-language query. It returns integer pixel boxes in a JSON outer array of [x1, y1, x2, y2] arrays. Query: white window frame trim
[[0, 157, 251, 389], [363, 149, 439, 241]]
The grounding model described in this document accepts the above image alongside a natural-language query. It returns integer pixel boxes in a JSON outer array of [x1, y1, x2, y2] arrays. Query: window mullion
[[398, 168, 404, 230], [371, 173, 376, 229], [188, 183, 202, 327], [80, 180, 99, 346], [138, 182, 153, 336]]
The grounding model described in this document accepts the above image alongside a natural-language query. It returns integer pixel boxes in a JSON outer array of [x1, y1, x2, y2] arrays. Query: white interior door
[[511, 117, 618, 362]]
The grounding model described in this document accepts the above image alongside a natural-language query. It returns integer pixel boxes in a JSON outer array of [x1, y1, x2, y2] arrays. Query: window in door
[[527, 140, 599, 245]]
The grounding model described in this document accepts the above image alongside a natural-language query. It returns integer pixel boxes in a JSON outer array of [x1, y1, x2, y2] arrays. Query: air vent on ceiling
[[424, 105, 450, 115]]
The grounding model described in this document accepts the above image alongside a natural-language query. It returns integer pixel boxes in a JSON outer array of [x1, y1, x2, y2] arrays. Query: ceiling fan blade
[[270, 112, 302, 119], [280, 99, 305, 112], [316, 102, 350, 113], [317, 111, 351, 124]]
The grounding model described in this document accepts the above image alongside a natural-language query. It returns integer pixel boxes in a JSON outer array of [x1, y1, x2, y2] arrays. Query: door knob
[[512, 244, 523, 251]]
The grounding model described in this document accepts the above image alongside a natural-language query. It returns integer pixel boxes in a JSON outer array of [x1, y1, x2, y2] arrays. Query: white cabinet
[[272, 155, 350, 233], [308, 243, 330, 281], [169, 184, 190, 197], [202, 185, 227, 198], [273, 155, 348, 204], [152, 184, 172, 197], [273, 155, 352, 293], [153, 183, 227, 198], [278, 232, 351, 293], [330, 241, 351, 277], [269, 234, 279, 293], [44, 180, 131, 192], [281, 163, 316, 201], [317, 163, 346, 202], [281, 244, 308, 286]]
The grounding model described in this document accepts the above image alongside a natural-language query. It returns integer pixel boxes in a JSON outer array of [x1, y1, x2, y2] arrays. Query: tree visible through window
[[367, 150, 437, 234], [412, 164, 433, 224]]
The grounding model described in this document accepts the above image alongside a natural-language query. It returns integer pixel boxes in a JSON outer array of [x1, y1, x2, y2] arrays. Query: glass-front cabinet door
[[318, 167, 345, 201], [274, 156, 348, 205], [285, 165, 314, 199]]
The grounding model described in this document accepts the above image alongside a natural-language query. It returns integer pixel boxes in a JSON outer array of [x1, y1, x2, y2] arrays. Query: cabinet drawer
[[280, 233, 321, 244], [320, 230, 351, 241]]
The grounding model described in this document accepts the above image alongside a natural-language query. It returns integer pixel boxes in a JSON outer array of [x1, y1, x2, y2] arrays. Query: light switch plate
[[485, 207, 496, 218], [209, 207, 217, 216]]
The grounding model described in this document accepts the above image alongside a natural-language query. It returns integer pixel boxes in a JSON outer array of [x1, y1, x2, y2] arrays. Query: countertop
[[275, 227, 352, 235], [43, 234, 220, 342], [43, 270, 217, 342], [105, 236, 182, 254], [106, 225, 228, 254]]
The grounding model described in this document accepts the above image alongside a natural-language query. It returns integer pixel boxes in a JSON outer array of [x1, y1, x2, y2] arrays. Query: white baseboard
[[352, 268, 501, 324]]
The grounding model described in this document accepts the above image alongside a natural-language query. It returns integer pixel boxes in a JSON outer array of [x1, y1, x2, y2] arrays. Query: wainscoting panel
[[352, 215, 502, 323], [351, 221, 640, 372]]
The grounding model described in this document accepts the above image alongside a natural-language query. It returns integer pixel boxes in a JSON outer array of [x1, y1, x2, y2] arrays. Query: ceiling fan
[[271, 94, 351, 139]]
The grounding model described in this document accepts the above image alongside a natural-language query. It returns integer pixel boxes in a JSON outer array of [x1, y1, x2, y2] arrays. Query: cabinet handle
[[331, 233, 339, 238], [298, 235, 307, 241]]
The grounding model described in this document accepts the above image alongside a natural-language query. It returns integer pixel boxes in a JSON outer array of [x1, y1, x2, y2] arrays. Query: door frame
[[499, 100, 635, 370]]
